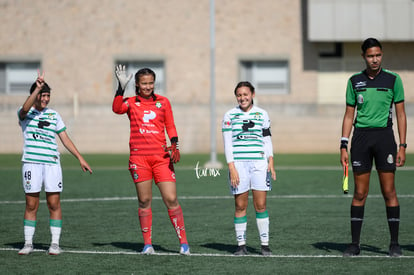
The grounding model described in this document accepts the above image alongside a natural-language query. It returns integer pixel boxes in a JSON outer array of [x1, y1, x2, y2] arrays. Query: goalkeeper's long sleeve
[[223, 130, 234, 163]]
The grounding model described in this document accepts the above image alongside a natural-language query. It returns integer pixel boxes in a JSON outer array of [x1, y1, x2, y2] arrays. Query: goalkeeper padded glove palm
[[115, 64, 133, 91], [165, 141, 180, 163]]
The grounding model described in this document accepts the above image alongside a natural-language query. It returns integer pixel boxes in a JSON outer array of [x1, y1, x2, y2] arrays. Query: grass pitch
[[1, 154, 414, 274]]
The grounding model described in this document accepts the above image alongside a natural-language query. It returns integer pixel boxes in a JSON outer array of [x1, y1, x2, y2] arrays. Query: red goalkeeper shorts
[[129, 154, 176, 184]]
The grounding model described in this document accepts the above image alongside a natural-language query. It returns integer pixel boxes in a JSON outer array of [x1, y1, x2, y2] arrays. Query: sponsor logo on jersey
[[236, 134, 258, 140], [143, 110, 156, 122], [355, 81, 367, 88], [242, 120, 255, 131], [139, 128, 160, 134]]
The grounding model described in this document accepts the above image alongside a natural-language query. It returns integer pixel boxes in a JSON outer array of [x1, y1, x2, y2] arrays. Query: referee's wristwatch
[[399, 143, 407, 148]]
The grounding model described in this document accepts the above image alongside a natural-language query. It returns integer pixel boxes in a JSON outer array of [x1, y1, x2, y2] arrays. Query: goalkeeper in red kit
[[112, 65, 189, 255]]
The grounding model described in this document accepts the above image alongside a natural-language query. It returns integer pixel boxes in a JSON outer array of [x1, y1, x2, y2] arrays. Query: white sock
[[256, 211, 269, 246], [50, 219, 62, 245], [23, 219, 36, 245], [234, 216, 247, 246]]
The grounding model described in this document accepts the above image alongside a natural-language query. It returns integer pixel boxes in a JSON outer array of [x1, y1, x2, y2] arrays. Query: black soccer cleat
[[343, 243, 360, 257], [389, 243, 402, 257], [234, 245, 248, 256], [261, 245, 272, 256]]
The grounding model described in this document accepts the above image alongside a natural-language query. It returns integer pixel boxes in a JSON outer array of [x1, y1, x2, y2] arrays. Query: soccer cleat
[[48, 243, 62, 255], [141, 244, 155, 255], [261, 245, 272, 256], [389, 243, 402, 257], [18, 244, 33, 255], [179, 243, 190, 255], [234, 245, 248, 256], [343, 243, 360, 257]]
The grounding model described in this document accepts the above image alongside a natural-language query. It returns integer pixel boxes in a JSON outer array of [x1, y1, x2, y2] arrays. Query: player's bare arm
[[58, 131, 93, 174], [268, 156, 276, 181], [228, 162, 240, 187], [340, 105, 355, 167], [19, 70, 45, 120], [395, 102, 407, 167]]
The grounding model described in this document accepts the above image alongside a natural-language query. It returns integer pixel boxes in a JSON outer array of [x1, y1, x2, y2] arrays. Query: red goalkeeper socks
[[138, 208, 152, 245], [168, 205, 188, 244]]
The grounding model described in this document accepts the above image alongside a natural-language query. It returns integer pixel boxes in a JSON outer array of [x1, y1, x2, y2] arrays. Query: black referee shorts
[[350, 127, 397, 173]]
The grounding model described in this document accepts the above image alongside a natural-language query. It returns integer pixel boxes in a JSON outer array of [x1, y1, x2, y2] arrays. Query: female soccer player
[[222, 81, 276, 256], [340, 38, 407, 257], [112, 65, 189, 255], [17, 71, 92, 255]]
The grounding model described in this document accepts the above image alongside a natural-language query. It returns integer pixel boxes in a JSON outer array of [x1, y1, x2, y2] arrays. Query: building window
[[115, 60, 165, 96], [0, 62, 41, 94], [240, 60, 290, 94]]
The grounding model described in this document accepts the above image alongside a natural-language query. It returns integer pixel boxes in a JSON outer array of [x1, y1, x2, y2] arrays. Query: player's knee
[[25, 203, 38, 213], [47, 202, 61, 212], [254, 205, 266, 213], [383, 190, 397, 203], [353, 191, 368, 202], [164, 197, 179, 209]]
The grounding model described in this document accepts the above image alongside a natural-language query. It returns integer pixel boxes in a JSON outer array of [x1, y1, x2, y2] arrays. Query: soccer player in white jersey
[[17, 71, 92, 255], [222, 81, 276, 256]]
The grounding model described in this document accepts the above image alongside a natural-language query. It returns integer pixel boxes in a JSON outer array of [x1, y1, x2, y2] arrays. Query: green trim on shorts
[[256, 210, 269, 219], [50, 219, 62, 228], [23, 219, 37, 227], [234, 216, 247, 224]]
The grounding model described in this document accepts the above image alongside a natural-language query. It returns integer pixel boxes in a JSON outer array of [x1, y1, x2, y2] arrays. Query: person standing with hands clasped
[[112, 65, 189, 255], [340, 38, 407, 257], [17, 71, 93, 255], [222, 81, 276, 256]]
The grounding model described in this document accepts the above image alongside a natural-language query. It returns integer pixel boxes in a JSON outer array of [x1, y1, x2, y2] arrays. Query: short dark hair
[[361, 38, 382, 54], [30, 82, 51, 94], [234, 81, 255, 95]]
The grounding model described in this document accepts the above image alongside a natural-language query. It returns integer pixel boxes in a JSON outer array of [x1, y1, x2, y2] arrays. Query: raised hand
[[115, 65, 133, 90], [36, 69, 45, 90]]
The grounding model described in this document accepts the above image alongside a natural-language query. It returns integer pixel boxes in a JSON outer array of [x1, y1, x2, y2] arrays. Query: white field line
[[2, 194, 414, 205], [1, 247, 413, 258], [3, 166, 414, 171]]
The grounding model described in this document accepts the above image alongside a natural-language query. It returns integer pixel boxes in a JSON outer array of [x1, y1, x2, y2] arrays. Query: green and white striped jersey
[[222, 105, 271, 161], [18, 107, 66, 164]]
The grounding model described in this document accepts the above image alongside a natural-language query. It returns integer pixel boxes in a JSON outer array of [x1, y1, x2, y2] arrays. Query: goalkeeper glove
[[115, 64, 133, 91], [165, 139, 180, 163]]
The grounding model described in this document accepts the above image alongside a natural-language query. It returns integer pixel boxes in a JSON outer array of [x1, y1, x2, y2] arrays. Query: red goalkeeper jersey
[[112, 94, 178, 156]]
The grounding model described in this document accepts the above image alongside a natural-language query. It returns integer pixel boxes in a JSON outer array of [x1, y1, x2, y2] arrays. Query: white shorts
[[229, 160, 272, 195], [22, 162, 63, 193]]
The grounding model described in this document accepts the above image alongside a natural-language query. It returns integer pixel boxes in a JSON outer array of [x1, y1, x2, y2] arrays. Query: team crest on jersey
[[135, 102, 141, 106], [357, 94, 364, 104], [254, 112, 262, 120], [156, 101, 162, 108]]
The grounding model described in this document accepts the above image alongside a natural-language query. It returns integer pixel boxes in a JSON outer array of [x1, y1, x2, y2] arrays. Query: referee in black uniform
[[340, 38, 407, 257]]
